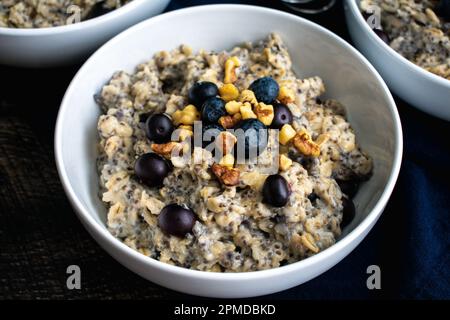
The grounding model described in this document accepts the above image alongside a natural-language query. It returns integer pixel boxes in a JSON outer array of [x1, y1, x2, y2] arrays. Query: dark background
[[0, 0, 449, 300]]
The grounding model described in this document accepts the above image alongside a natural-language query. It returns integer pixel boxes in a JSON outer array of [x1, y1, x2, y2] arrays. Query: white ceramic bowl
[[0, 0, 170, 67], [345, 0, 450, 121], [55, 4, 403, 298]]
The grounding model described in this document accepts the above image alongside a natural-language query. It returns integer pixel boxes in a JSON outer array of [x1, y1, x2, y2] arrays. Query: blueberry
[[188, 81, 219, 107], [436, 0, 450, 20], [336, 179, 359, 199], [158, 204, 196, 238], [145, 113, 174, 143], [271, 103, 293, 129], [134, 153, 171, 188], [249, 77, 279, 104], [374, 29, 390, 44], [262, 174, 291, 207], [341, 197, 356, 228], [233, 119, 268, 159], [201, 97, 226, 124], [194, 123, 224, 148]]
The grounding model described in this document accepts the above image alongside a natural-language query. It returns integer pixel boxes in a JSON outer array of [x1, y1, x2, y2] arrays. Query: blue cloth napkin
[[166, 0, 450, 299]]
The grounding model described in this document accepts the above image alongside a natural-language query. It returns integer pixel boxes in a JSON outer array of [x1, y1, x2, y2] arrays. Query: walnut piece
[[151, 141, 180, 158], [224, 56, 240, 84], [211, 163, 240, 186], [254, 102, 274, 126], [293, 130, 320, 157], [218, 114, 241, 129]]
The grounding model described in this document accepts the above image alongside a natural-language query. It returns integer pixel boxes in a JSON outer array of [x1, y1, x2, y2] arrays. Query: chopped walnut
[[277, 86, 295, 104], [239, 89, 258, 106], [151, 141, 181, 158], [293, 130, 320, 157], [218, 114, 241, 129], [254, 102, 274, 126], [211, 163, 240, 186], [224, 56, 240, 84]]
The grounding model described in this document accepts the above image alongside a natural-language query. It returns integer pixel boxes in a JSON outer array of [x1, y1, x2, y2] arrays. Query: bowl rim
[[55, 4, 403, 281], [0, 0, 151, 35], [346, 0, 450, 88]]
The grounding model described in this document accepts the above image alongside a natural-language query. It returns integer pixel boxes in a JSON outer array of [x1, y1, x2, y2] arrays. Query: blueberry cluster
[[132, 74, 302, 237]]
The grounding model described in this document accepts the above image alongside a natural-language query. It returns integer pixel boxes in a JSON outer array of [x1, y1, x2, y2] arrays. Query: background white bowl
[[345, 0, 450, 121], [55, 4, 403, 298], [0, 0, 170, 68]]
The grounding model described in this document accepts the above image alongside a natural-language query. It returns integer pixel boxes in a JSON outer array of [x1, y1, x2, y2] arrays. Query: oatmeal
[[95, 34, 373, 272], [360, 0, 450, 80], [0, 0, 130, 28]]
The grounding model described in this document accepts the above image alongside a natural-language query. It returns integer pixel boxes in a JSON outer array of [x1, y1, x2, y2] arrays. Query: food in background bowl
[[95, 34, 373, 272], [0, 0, 132, 28], [360, 0, 450, 80], [0, 0, 170, 67]]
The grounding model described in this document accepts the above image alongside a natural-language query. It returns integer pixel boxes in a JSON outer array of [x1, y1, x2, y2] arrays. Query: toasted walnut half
[[211, 163, 240, 186], [293, 130, 320, 157]]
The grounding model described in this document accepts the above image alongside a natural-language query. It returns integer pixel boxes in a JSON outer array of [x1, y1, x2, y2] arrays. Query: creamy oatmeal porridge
[[0, 0, 130, 28], [95, 34, 373, 272], [360, 0, 450, 80]]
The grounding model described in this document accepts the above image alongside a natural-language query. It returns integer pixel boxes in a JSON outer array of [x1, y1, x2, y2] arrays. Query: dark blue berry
[[201, 97, 226, 124], [233, 119, 268, 159], [145, 113, 174, 143], [249, 77, 279, 104], [134, 153, 171, 188], [188, 81, 219, 107], [271, 103, 293, 129], [158, 204, 196, 238], [262, 174, 291, 207]]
